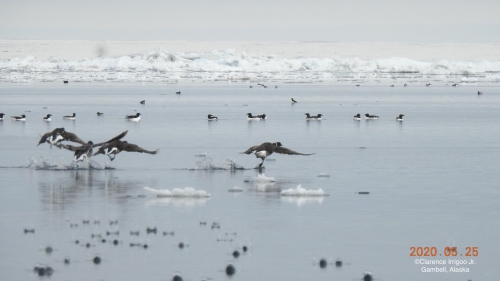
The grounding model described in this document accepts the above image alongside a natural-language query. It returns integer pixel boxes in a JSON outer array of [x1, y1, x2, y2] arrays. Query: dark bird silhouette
[[207, 114, 218, 121], [11, 114, 26, 121], [176, 91, 181, 94], [478, 91, 483, 95], [305, 113, 322, 120], [241, 142, 314, 172], [291, 98, 297, 104], [140, 100, 145, 104], [43, 114, 52, 121], [396, 114, 405, 121], [125, 113, 141, 121], [0, 113, 4, 120], [38, 128, 86, 147], [93, 140, 159, 161], [56, 130, 128, 162], [64, 113, 76, 120], [97, 112, 104, 116]]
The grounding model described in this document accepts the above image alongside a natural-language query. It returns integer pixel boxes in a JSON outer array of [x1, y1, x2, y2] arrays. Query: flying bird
[[38, 128, 86, 147], [56, 131, 128, 162], [241, 142, 314, 171], [93, 140, 159, 161]]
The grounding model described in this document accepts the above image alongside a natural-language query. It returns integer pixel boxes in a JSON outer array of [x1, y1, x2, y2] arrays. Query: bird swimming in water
[[63, 113, 76, 120], [93, 140, 159, 161], [0, 113, 4, 120], [140, 100, 145, 104], [207, 114, 218, 121], [305, 113, 322, 120], [353, 113, 361, 121], [97, 112, 104, 116], [241, 142, 314, 172], [291, 98, 297, 104], [43, 114, 52, 121], [56, 131, 128, 162], [125, 113, 141, 121], [365, 113, 379, 120], [11, 114, 26, 121], [247, 113, 266, 121], [396, 114, 404, 121]]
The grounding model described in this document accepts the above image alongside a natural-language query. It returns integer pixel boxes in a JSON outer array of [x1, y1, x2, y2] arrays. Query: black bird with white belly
[[43, 114, 52, 121], [207, 114, 218, 121], [305, 113, 322, 120], [0, 113, 5, 120], [93, 140, 159, 161], [241, 142, 314, 171], [56, 130, 128, 162], [64, 113, 76, 120], [125, 113, 141, 121], [12, 114, 26, 121]]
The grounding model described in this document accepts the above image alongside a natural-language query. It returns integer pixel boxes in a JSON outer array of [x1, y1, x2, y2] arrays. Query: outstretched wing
[[37, 132, 52, 146], [273, 146, 314, 156], [55, 143, 81, 152], [61, 131, 86, 145], [123, 143, 159, 154], [241, 145, 260, 154], [92, 130, 128, 147]]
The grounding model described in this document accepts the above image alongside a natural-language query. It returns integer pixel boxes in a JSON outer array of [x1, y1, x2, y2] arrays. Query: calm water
[[0, 82, 499, 281]]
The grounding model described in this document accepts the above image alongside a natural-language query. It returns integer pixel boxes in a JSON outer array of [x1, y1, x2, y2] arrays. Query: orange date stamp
[[410, 246, 478, 257]]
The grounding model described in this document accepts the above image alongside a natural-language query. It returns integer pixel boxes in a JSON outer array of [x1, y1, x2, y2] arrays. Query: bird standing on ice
[[241, 142, 314, 172]]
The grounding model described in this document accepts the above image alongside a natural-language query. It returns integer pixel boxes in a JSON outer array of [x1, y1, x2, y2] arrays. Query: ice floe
[[144, 187, 211, 197]]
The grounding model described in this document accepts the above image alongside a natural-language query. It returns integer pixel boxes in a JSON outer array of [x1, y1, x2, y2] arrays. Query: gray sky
[[1, 0, 499, 42]]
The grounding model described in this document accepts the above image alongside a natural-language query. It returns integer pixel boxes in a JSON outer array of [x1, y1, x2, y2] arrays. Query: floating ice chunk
[[144, 187, 211, 197], [280, 185, 329, 197], [317, 173, 330, 177], [228, 186, 243, 192], [253, 173, 276, 182]]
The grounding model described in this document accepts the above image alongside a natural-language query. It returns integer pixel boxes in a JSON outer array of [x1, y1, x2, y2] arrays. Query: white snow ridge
[[280, 185, 329, 197], [144, 187, 211, 197]]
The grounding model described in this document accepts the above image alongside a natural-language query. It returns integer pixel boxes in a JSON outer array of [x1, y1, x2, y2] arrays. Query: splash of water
[[187, 155, 247, 170], [25, 155, 106, 170]]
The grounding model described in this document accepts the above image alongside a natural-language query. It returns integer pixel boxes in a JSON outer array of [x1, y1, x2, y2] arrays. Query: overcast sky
[[1, 0, 499, 42]]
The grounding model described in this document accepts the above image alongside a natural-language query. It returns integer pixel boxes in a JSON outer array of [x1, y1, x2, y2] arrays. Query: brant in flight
[[93, 140, 159, 161], [291, 98, 297, 104], [56, 130, 128, 162], [396, 114, 404, 121], [97, 112, 104, 116], [43, 114, 52, 121], [305, 113, 322, 120], [365, 113, 379, 120], [140, 100, 145, 104], [64, 113, 76, 120], [241, 142, 314, 171], [353, 113, 361, 121], [207, 114, 218, 121], [0, 113, 5, 120], [38, 128, 87, 147], [11, 114, 26, 121], [125, 113, 141, 121], [247, 113, 266, 121]]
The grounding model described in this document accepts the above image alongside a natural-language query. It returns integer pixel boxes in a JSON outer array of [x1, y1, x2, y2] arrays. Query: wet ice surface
[[0, 83, 499, 281]]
